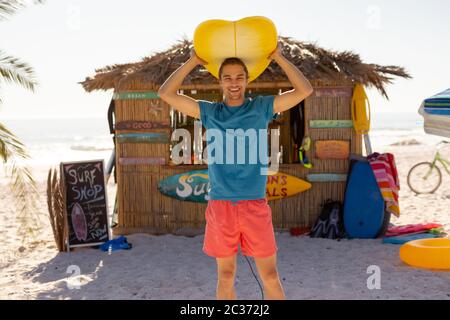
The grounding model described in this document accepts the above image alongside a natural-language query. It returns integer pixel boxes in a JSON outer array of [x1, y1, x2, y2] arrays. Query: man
[[158, 44, 313, 300]]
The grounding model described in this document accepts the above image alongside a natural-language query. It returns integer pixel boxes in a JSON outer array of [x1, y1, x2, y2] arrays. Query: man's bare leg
[[216, 254, 237, 300], [254, 253, 286, 300]]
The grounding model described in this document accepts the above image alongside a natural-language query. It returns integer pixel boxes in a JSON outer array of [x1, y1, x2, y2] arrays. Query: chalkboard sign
[[60, 160, 111, 249]]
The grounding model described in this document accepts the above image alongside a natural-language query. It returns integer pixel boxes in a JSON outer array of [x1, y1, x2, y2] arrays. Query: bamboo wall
[[114, 80, 172, 234], [301, 80, 362, 227], [113, 79, 362, 235]]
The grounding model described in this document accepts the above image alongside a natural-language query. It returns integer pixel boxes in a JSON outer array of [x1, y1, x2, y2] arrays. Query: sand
[[1, 142, 450, 300]]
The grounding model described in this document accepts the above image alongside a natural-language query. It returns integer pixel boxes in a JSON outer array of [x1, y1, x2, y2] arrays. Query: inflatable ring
[[400, 238, 450, 270]]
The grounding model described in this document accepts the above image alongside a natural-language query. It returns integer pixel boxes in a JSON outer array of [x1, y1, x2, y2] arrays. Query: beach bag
[[310, 199, 346, 239]]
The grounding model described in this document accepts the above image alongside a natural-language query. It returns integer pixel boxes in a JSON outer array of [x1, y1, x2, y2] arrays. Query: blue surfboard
[[158, 169, 210, 203], [344, 160, 385, 238]]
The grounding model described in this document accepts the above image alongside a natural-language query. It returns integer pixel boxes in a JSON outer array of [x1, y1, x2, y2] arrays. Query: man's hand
[[268, 44, 283, 61], [190, 48, 208, 66]]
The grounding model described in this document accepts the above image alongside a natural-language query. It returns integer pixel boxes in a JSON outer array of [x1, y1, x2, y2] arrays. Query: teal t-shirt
[[198, 95, 276, 202]]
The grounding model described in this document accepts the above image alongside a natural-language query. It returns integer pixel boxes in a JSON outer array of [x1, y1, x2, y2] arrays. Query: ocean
[[1, 112, 445, 168], [2, 117, 114, 168]]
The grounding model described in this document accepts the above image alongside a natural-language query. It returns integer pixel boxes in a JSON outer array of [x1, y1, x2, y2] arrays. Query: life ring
[[399, 238, 450, 270]]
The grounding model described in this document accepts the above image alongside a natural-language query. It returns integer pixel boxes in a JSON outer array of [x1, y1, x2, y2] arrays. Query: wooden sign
[[60, 160, 111, 249], [119, 157, 166, 165], [112, 92, 163, 116], [113, 91, 159, 100], [116, 120, 170, 131], [314, 87, 353, 98], [306, 173, 347, 182], [158, 170, 311, 203], [147, 100, 164, 116], [315, 140, 350, 159], [310, 120, 353, 128], [116, 132, 170, 144]]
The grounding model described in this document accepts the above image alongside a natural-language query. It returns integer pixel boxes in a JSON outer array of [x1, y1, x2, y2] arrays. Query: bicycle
[[407, 141, 450, 194]]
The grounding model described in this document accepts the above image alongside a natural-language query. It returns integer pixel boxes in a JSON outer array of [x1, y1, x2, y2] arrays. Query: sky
[[1, 0, 450, 119]]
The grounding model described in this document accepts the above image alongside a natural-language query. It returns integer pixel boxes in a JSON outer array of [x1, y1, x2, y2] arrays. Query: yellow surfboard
[[193, 16, 278, 82], [266, 171, 312, 201]]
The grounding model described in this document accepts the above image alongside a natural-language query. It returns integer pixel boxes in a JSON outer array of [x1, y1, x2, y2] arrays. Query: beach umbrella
[[419, 88, 450, 138]]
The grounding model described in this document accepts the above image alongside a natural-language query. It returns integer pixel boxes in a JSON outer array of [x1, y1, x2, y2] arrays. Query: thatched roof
[[80, 36, 411, 98]]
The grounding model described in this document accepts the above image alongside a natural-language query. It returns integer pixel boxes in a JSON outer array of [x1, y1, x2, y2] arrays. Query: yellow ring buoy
[[399, 238, 450, 270]]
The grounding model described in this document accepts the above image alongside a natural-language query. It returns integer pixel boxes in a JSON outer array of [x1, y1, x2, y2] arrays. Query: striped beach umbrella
[[419, 88, 450, 138], [423, 88, 450, 115]]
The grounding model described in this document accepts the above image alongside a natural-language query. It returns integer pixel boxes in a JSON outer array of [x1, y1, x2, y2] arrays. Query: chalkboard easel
[[60, 159, 112, 251]]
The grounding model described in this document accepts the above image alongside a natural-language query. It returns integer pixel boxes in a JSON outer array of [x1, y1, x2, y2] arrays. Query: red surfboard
[[71, 202, 88, 242]]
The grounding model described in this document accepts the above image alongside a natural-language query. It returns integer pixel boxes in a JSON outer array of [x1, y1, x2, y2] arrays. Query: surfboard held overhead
[[193, 16, 278, 82]]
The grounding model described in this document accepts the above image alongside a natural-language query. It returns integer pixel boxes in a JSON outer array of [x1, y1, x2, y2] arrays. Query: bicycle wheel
[[407, 162, 442, 194]]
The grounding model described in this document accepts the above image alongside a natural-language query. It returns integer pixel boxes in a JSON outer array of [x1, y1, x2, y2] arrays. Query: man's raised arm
[[270, 45, 314, 114], [158, 51, 206, 119]]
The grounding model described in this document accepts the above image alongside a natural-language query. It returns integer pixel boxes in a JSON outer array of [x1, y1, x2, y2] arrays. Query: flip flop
[[100, 236, 132, 252]]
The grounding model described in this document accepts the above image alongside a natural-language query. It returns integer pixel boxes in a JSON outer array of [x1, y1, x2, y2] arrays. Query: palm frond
[[9, 159, 42, 243], [0, 50, 37, 92], [0, 121, 42, 243], [0, 122, 30, 162], [0, 0, 44, 243], [0, 0, 45, 20], [47, 167, 66, 251], [0, 1, 23, 20]]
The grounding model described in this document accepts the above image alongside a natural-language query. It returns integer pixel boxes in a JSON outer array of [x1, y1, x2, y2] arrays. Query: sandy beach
[[2, 0, 450, 304], [1, 141, 449, 300]]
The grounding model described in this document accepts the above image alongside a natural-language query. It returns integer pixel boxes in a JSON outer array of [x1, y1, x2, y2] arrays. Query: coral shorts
[[203, 199, 278, 258]]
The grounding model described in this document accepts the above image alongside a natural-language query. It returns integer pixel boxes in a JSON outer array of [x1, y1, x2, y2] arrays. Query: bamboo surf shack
[[81, 37, 410, 235]]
